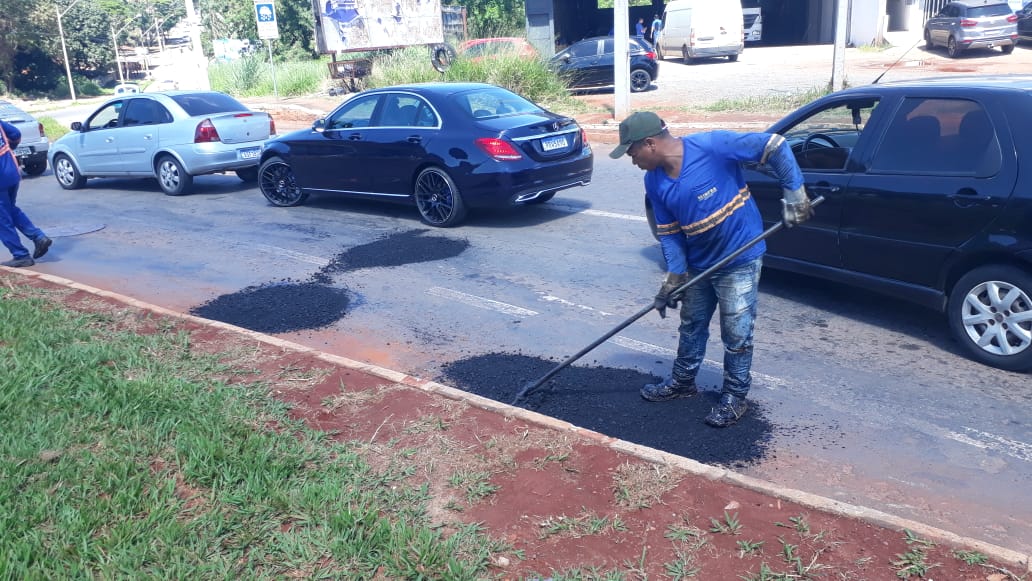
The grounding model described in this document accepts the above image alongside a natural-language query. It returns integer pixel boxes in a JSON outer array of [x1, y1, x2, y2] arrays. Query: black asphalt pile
[[441, 353, 773, 467], [190, 281, 351, 333], [192, 228, 470, 332], [313, 229, 470, 283]]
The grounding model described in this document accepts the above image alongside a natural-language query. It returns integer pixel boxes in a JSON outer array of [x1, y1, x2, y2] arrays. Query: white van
[[742, 0, 763, 42], [655, 0, 744, 63]]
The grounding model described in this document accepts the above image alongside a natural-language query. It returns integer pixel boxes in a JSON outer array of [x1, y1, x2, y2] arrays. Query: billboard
[[313, 0, 444, 53]]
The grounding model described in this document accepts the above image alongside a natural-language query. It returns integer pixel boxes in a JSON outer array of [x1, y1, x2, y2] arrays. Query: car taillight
[[475, 137, 522, 161], [1007, 14, 1018, 22], [960, 18, 977, 27], [581, 128, 589, 146], [37, 122, 45, 138], [269, 116, 276, 135], [645, 51, 656, 59], [194, 119, 221, 143], [690, 28, 696, 46]]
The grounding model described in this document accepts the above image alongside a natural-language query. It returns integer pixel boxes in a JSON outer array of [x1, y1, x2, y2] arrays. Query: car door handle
[[407, 135, 422, 144], [949, 188, 991, 204], [348, 133, 362, 141], [807, 182, 841, 194], [144, 134, 153, 140], [105, 137, 115, 143]]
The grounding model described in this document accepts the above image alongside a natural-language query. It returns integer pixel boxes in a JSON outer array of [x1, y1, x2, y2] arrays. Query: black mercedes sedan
[[646, 75, 1032, 371], [257, 83, 593, 227]]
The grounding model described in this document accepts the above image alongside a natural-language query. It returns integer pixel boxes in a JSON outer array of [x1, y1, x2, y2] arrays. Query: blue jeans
[[0, 182, 45, 260], [671, 256, 762, 399]]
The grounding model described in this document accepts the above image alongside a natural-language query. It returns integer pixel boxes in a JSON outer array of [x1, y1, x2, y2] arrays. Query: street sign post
[[254, 0, 279, 98]]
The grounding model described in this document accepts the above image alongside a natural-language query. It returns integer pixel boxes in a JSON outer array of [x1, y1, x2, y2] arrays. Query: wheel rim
[[415, 170, 455, 226], [631, 71, 649, 91], [159, 159, 181, 191], [948, 38, 958, 57], [960, 280, 1032, 356], [55, 157, 76, 186], [259, 162, 302, 205]]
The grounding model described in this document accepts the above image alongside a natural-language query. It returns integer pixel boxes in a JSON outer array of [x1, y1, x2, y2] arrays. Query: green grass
[[40, 116, 70, 141], [699, 85, 832, 114], [209, 56, 327, 97], [0, 287, 505, 578]]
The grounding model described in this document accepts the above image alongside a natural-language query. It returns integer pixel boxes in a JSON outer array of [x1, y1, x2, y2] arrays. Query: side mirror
[[313, 118, 326, 132], [70, 121, 82, 131]]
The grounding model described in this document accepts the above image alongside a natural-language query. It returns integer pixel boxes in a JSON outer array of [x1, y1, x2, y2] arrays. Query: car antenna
[[872, 36, 925, 84]]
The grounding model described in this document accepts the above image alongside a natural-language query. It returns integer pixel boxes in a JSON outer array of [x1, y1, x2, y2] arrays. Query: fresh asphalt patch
[[442, 353, 774, 467], [191, 229, 469, 332]]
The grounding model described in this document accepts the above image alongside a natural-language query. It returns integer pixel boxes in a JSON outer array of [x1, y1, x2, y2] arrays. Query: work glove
[[654, 272, 687, 319], [781, 185, 814, 227]]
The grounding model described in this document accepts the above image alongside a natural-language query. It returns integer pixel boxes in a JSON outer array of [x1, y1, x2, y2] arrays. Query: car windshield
[[967, 3, 1013, 16], [170, 92, 249, 116], [455, 88, 540, 118]]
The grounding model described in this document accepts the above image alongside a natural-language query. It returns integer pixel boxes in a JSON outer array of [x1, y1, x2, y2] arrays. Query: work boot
[[32, 236, 52, 259], [2, 256, 35, 268], [705, 393, 748, 428], [641, 376, 698, 402]]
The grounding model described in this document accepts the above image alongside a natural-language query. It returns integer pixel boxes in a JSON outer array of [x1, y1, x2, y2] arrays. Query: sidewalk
[[3, 266, 1028, 578]]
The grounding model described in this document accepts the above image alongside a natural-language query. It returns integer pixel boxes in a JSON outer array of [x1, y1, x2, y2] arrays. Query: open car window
[[780, 98, 881, 171]]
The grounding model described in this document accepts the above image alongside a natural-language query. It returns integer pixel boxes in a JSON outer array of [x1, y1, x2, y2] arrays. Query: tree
[[444, 0, 526, 38], [0, 0, 50, 93]]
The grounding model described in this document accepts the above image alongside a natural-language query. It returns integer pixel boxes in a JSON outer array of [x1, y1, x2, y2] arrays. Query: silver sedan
[[48, 91, 274, 195]]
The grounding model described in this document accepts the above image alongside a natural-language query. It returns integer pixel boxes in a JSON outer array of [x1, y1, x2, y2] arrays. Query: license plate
[[238, 147, 261, 160], [14, 147, 30, 156], [541, 136, 568, 152]]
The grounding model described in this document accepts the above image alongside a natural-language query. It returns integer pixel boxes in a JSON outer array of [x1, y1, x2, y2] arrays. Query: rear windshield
[[170, 92, 249, 116], [967, 4, 1013, 16], [455, 87, 541, 119]]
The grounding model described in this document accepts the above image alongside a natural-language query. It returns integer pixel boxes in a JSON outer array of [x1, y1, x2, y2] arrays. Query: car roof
[[364, 82, 508, 96], [952, 0, 1010, 6], [849, 74, 1032, 93]]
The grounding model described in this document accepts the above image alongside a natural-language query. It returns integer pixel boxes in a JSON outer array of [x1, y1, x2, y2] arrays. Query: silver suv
[[924, 1, 1019, 57], [0, 100, 49, 176]]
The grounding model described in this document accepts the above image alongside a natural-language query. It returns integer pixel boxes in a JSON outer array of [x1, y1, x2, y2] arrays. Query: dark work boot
[[2, 256, 35, 268], [641, 376, 698, 402], [32, 236, 52, 259], [705, 393, 748, 428]]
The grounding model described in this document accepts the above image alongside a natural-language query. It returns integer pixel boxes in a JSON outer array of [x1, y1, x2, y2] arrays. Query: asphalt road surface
[[14, 148, 1030, 556]]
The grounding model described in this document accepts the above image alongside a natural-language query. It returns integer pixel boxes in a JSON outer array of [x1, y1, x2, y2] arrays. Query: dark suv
[[549, 36, 658, 93], [646, 76, 1032, 371]]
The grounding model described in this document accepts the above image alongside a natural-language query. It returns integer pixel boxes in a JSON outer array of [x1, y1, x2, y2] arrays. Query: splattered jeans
[[0, 182, 44, 260], [671, 256, 762, 399]]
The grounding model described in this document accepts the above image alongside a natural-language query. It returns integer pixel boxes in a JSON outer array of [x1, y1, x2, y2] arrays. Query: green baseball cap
[[609, 111, 666, 159]]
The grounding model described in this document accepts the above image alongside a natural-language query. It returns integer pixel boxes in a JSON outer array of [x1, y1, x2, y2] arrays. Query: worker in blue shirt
[[0, 120, 51, 268], [610, 112, 812, 427]]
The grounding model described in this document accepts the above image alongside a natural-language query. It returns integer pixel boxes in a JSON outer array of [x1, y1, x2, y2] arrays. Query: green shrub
[[210, 56, 327, 97]]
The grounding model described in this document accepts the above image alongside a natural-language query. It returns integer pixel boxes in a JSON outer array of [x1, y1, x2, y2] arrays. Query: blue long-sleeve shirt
[[646, 131, 803, 273], [0, 120, 21, 189]]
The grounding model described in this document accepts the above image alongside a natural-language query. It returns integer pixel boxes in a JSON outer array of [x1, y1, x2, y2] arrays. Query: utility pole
[[613, 0, 630, 119], [56, 0, 84, 101], [831, 0, 848, 91], [185, 0, 211, 90]]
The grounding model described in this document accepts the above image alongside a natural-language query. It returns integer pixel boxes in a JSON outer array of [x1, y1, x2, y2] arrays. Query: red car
[[458, 37, 538, 60]]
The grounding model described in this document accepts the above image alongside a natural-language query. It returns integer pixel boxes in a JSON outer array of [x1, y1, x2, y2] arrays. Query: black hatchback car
[[647, 75, 1032, 371], [549, 36, 658, 93]]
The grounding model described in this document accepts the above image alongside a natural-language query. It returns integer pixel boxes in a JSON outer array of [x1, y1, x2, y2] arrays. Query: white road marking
[[539, 293, 614, 316], [946, 427, 1032, 464], [609, 335, 787, 390], [427, 287, 539, 317], [253, 243, 328, 266], [581, 209, 647, 221]]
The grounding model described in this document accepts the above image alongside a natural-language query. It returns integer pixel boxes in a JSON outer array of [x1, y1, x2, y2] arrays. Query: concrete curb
[[4, 266, 1030, 572]]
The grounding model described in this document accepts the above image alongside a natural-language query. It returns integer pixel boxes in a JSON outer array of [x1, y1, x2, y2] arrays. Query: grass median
[[0, 284, 506, 578]]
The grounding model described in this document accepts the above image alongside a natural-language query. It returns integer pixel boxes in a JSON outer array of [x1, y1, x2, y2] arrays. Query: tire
[[947, 265, 1032, 371], [23, 159, 47, 176], [235, 167, 259, 182], [656, 44, 665, 60], [947, 36, 961, 58], [414, 167, 467, 227], [1001, 44, 1015, 54], [156, 155, 193, 196], [430, 43, 457, 73], [53, 154, 86, 190], [728, 53, 739, 62], [524, 192, 555, 205], [644, 197, 659, 242], [258, 156, 308, 207], [630, 68, 652, 92], [682, 46, 695, 65], [924, 29, 934, 49]]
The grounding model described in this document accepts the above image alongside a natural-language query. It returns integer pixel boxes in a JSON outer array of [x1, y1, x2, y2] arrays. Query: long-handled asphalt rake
[[510, 196, 824, 406]]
